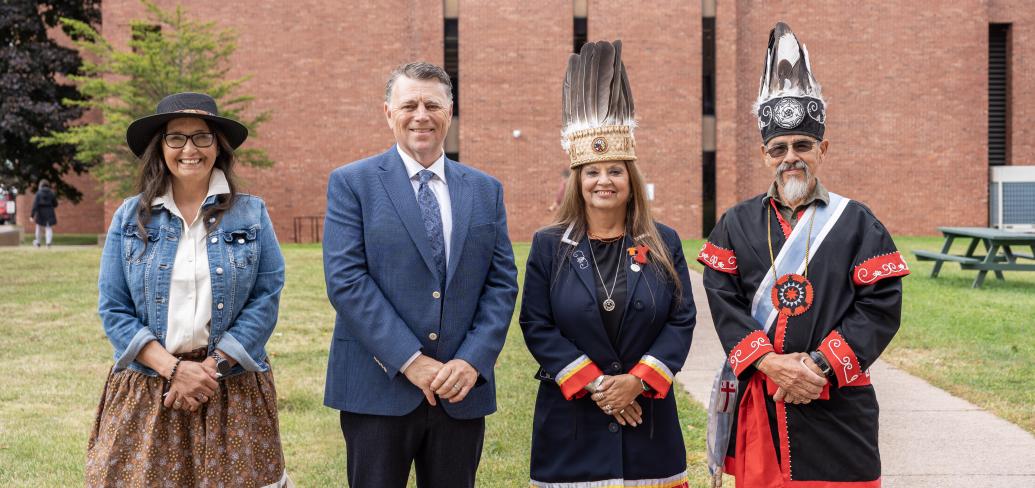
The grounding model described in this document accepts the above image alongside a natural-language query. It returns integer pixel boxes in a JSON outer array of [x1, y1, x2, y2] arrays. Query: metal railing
[[293, 216, 323, 243]]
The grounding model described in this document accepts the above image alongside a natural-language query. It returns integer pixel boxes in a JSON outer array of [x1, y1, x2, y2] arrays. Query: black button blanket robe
[[699, 193, 908, 487]]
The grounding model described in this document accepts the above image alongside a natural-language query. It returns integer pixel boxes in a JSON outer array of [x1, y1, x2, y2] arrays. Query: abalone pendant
[[603, 298, 616, 312], [771, 273, 814, 316]]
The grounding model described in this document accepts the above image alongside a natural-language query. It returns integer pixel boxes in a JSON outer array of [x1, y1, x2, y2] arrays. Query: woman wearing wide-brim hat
[[86, 92, 291, 487]]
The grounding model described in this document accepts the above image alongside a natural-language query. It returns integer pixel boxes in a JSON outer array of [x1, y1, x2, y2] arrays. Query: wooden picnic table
[[912, 227, 1035, 288]]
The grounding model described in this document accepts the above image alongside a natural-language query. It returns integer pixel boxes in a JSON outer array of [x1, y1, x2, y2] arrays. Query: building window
[[989, 23, 1010, 166], [574, 0, 587, 53], [701, 6, 717, 236], [444, 3, 459, 160]]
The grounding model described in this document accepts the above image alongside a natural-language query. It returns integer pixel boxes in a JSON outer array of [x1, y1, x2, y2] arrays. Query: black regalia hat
[[755, 22, 826, 144]]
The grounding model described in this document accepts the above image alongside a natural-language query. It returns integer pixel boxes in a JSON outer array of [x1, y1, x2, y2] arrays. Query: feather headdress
[[561, 40, 636, 168], [755, 22, 826, 143]]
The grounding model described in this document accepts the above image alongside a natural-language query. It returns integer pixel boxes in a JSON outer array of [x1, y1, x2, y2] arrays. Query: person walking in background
[[520, 40, 696, 488], [30, 179, 58, 247], [87, 92, 291, 487], [322, 61, 518, 488]]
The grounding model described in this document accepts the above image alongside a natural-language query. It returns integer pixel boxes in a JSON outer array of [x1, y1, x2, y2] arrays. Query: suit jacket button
[[608, 422, 619, 433], [611, 361, 622, 371], [432, 291, 441, 299], [429, 332, 439, 341]]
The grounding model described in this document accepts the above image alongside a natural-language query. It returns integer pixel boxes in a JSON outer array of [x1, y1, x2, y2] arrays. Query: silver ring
[[173, 400, 182, 408], [197, 395, 207, 402], [452, 384, 461, 390]]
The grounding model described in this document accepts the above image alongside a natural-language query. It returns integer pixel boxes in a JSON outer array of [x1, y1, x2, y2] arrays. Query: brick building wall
[[43, 1, 1034, 240], [458, 0, 571, 242], [591, 0, 702, 239], [990, 0, 1035, 165], [716, 0, 988, 236], [101, 0, 443, 240]]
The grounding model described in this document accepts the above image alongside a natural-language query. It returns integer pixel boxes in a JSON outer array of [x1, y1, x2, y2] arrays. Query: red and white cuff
[[697, 242, 738, 275], [819, 330, 870, 387], [629, 355, 674, 399], [556, 354, 604, 400], [728, 330, 774, 377], [853, 251, 910, 286]]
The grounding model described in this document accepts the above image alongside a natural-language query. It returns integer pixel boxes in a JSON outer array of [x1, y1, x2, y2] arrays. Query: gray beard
[[776, 161, 812, 204]]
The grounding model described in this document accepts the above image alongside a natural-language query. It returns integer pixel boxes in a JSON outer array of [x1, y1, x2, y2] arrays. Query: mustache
[[776, 161, 808, 177]]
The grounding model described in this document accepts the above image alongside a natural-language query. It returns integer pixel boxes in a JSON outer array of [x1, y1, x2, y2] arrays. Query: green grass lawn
[[1, 236, 1031, 487], [886, 236, 1035, 433], [0, 243, 712, 487], [18, 232, 99, 246]]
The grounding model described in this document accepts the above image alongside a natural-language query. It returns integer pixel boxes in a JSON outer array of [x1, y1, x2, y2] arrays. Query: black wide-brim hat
[[126, 92, 248, 158]]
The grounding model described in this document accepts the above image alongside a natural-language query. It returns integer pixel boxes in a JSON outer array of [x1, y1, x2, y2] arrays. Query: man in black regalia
[[698, 22, 910, 487]]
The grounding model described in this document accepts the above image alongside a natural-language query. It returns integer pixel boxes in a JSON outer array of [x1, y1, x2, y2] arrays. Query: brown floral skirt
[[85, 361, 290, 488]]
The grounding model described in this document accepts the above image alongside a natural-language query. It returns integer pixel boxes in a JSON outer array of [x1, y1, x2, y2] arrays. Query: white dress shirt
[[153, 169, 230, 354], [396, 147, 453, 373], [397, 146, 453, 263]]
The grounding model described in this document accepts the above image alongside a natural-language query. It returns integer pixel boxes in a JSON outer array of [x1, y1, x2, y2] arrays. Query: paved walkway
[[676, 270, 1035, 488]]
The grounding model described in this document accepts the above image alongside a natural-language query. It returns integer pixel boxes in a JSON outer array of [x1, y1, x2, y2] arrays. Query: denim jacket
[[98, 193, 285, 377]]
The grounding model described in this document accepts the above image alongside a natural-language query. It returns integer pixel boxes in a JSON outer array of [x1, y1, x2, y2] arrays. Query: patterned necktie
[[417, 170, 447, 286]]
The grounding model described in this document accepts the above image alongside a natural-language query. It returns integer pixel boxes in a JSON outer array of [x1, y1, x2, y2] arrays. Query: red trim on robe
[[853, 251, 911, 286], [770, 198, 793, 238], [728, 330, 774, 377], [697, 241, 738, 275], [774, 313, 790, 354], [558, 361, 604, 400], [820, 330, 871, 387], [630, 360, 673, 399]]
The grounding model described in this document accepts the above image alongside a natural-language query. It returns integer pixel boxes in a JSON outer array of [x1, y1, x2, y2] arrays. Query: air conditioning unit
[[989, 166, 1035, 232]]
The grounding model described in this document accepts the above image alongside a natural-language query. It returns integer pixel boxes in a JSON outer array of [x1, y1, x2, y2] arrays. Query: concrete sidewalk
[[676, 270, 1035, 488]]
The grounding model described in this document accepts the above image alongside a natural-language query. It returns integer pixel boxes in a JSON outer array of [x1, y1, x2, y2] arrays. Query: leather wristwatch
[[211, 351, 231, 378], [809, 350, 833, 378]]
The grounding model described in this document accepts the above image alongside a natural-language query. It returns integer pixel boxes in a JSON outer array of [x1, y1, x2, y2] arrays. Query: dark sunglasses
[[162, 132, 215, 149], [766, 140, 818, 159]]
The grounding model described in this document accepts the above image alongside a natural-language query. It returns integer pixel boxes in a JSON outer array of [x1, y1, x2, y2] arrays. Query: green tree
[[35, 0, 272, 200], [0, 0, 100, 202]]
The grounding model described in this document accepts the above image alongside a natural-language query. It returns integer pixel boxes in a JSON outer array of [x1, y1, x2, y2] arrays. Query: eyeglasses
[[765, 140, 817, 159], [162, 132, 215, 149]]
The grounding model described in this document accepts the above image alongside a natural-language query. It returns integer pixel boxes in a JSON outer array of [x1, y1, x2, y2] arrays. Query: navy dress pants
[[339, 402, 485, 488]]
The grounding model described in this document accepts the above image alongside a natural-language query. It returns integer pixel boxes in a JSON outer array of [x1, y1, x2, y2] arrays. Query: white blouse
[[152, 169, 230, 354]]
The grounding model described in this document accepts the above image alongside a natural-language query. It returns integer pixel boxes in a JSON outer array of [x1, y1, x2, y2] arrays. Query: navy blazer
[[519, 224, 696, 483], [323, 147, 518, 419]]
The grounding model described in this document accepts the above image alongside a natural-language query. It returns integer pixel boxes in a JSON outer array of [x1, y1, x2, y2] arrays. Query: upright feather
[[563, 54, 576, 130], [583, 42, 599, 124], [595, 41, 616, 122]]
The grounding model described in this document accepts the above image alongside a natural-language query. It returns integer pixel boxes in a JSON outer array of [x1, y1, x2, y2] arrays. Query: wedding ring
[[452, 384, 461, 390]]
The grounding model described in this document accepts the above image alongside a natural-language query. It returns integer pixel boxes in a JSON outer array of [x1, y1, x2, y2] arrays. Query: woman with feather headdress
[[519, 40, 697, 488]]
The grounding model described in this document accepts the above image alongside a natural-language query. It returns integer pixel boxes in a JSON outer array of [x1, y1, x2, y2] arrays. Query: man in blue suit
[[323, 62, 518, 488]]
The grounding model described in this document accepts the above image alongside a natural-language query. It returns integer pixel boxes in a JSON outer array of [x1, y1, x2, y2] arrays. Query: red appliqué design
[[770, 273, 813, 316], [728, 330, 774, 376], [854, 251, 911, 286], [627, 244, 650, 265], [821, 330, 870, 387], [698, 242, 738, 275]]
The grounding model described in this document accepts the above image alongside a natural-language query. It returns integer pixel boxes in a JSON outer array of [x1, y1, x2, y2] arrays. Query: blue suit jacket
[[323, 147, 518, 419]]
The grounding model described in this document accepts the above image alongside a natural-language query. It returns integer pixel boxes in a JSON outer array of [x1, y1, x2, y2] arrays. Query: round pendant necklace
[[588, 235, 625, 312], [767, 204, 816, 317]]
